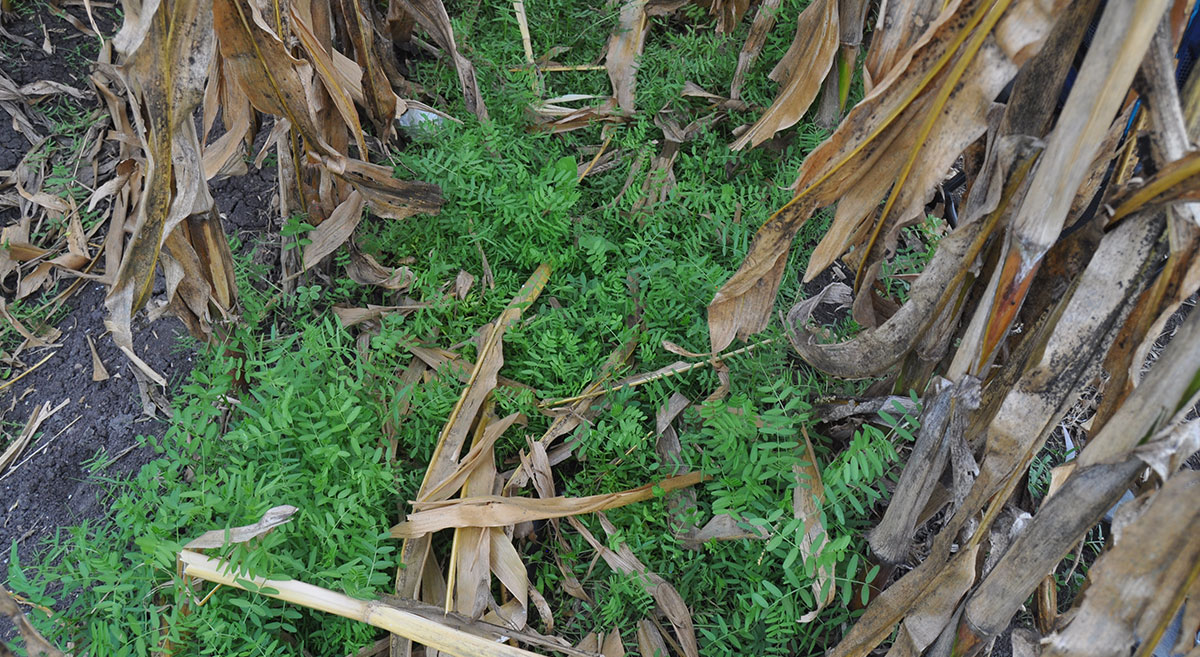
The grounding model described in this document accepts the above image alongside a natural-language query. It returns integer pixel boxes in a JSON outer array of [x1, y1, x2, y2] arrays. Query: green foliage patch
[[6, 0, 908, 654]]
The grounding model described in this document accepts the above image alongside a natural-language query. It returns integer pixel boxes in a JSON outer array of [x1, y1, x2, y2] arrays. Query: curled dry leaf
[[691, 514, 768, 543], [347, 243, 415, 290], [528, 95, 626, 134], [708, 0, 749, 34], [0, 586, 65, 657], [333, 302, 426, 328], [184, 505, 300, 549]]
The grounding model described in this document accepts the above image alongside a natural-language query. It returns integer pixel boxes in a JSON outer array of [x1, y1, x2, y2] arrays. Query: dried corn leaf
[[968, 0, 1165, 375], [426, 413, 522, 503], [304, 189, 366, 269], [333, 303, 426, 327], [730, 0, 782, 100], [868, 377, 979, 564], [393, 265, 549, 652], [374, 593, 591, 655], [863, 0, 941, 91], [0, 586, 64, 657], [527, 94, 628, 133], [328, 158, 443, 220], [0, 401, 63, 476], [730, 0, 837, 150], [213, 0, 336, 157], [107, 0, 216, 357], [606, 0, 650, 115], [392, 0, 488, 120], [708, 0, 1061, 350], [339, 0, 397, 142], [636, 620, 669, 657], [449, 408, 499, 617], [289, 0, 369, 157], [393, 472, 704, 537], [882, 544, 980, 657], [600, 630, 625, 657], [794, 426, 834, 622], [87, 335, 110, 382]]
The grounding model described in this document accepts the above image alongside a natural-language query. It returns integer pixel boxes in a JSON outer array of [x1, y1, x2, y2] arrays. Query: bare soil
[[0, 5, 276, 586]]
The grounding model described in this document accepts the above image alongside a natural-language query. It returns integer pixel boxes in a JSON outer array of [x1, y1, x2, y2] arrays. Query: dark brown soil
[[0, 282, 189, 567], [0, 1, 275, 612]]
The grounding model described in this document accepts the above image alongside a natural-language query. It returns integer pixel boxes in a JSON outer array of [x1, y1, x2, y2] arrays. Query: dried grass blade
[[0, 400, 64, 476]]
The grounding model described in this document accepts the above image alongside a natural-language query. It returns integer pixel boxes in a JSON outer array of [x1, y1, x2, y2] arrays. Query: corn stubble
[[709, 1, 1200, 656]]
